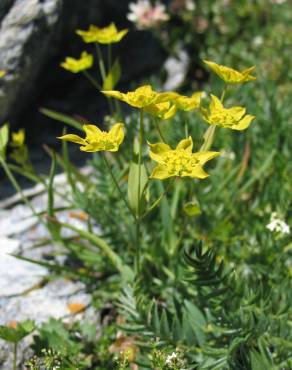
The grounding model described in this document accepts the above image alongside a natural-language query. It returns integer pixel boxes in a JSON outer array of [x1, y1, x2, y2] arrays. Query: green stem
[[141, 178, 174, 219], [95, 43, 107, 81], [82, 70, 101, 90], [0, 157, 44, 225], [135, 109, 144, 275], [154, 118, 166, 142], [199, 125, 216, 152], [108, 44, 112, 72], [220, 85, 227, 102], [95, 43, 114, 113], [102, 153, 136, 220], [13, 342, 17, 370]]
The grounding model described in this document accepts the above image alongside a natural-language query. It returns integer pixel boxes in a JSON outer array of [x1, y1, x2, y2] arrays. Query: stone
[[0, 0, 62, 120]]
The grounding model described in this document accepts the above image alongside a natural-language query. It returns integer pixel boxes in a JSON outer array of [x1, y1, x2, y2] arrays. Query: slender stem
[[102, 153, 136, 220], [154, 118, 166, 142], [13, 342, 17, 370], [135, 109, 144, 275], [82, 70, 101, 90], [0, 157, 44, 225], [108, 44, 112, 72], [220, 85, 227, 102], [141, 178, 174, 219], [95, 43, 107, 81]]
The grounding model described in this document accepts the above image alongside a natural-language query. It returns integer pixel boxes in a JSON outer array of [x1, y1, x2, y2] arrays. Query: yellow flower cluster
[[102, 85, 202, 120], [148, 137, 220, 180], [60, 51, 93, 73], [0, 70, 5, 78], [76, 23, 128, 44], [58, 123, 124, 152], [201, 95, 255, 130], [203, 60, 256, 84]]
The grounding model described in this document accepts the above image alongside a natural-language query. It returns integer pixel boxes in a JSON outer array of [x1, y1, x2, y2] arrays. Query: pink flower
[[127, 0, 169, 30]]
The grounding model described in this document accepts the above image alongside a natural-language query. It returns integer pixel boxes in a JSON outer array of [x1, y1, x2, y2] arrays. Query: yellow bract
[[0, 70, 5, 78], [58, 123, 125, 152], [76, 23, 128, 44], [201, 94, 255, 130], [175, 92, 203, 111], [102, 85, 179, 110], [11, 129, 25, 147], [148, 136, 220, 180], [60, 51, 93, 73], [203, 60, 256, 84]]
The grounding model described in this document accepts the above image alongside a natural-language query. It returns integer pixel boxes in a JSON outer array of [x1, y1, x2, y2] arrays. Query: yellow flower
[[11, 129, 25, 147], [201, 94, 255, 130], [145, 101, 177, 120], [76, 23, 128, 44], [60, 51, 93, 73], [175, 92, 203, 111], [102, 85, 178, 109], [203, 60, 256, 84], [0, 70, 5, 78], [58, 123, 125, 152], [148, 136, 220, 180]]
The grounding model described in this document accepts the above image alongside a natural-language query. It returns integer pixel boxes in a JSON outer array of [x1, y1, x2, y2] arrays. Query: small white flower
[[166, 352, 177, 365], [253, 36, 264, 47], [185, 0, 196, 11], [266, 212, 290, 236], [127, 0, 169, 30]]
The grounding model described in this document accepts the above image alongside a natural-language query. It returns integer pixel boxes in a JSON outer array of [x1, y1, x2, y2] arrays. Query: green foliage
[[0, 320, 35, 343]]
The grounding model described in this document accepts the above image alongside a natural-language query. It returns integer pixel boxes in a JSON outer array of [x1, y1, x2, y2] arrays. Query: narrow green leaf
[[40, 108, 83, 131], [0, 123, 9, 159], [128, 160, 148, 216]]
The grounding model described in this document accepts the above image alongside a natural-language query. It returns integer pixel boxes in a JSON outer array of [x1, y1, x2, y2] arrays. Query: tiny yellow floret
[[0, 70, 5, 78], [201, 94, 255, 130], [102, 85, 179, 110], [60, 51, 93, 73], [58, 123, 125, 152], [148, 136, 220, 180], [11, 129, 25, 147], [203, 60, 256, 84], [76, 23, 128, 44]]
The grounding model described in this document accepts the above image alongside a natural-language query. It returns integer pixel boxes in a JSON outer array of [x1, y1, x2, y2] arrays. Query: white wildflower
[[266, 212, 290, 236], [166, 352, 177, 365], [127, 0, 169, 30]]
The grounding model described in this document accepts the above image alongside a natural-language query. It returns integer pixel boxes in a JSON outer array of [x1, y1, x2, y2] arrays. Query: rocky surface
[[0, 172, 96, 369]]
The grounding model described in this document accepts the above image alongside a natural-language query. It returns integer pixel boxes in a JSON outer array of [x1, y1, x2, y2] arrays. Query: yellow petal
[[232, 115, 255, 130], [190, 166, 209, 179], [148, 141, 171, 163], [135, 85, 153, 95], [228, 106, 246, 120], [83, 124, 102, 139], [109, 123, 125, 145], [150, 165, 171, 180], [57, 134, 85, 145], [210, 94, 223, 110], [176, 136, 193, 152], [102, 90, 125, 100], [193, 151, 220, 165], [154, 91, 179, 104]]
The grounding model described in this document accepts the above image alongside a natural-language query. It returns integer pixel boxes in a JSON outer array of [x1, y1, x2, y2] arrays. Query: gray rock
[[0, 0, 62, 120]]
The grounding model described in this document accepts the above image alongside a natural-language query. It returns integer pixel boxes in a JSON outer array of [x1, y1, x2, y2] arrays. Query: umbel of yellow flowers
[[0, 70, 5, 78], [201, 94, 255, 131], [203, 60, 256, 84], [148, 136, 220, 180], [58, 123, 125, 152], [102, 85, 202, 120], [60, 51, 93, 73], [76, 23, 128, 44]]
